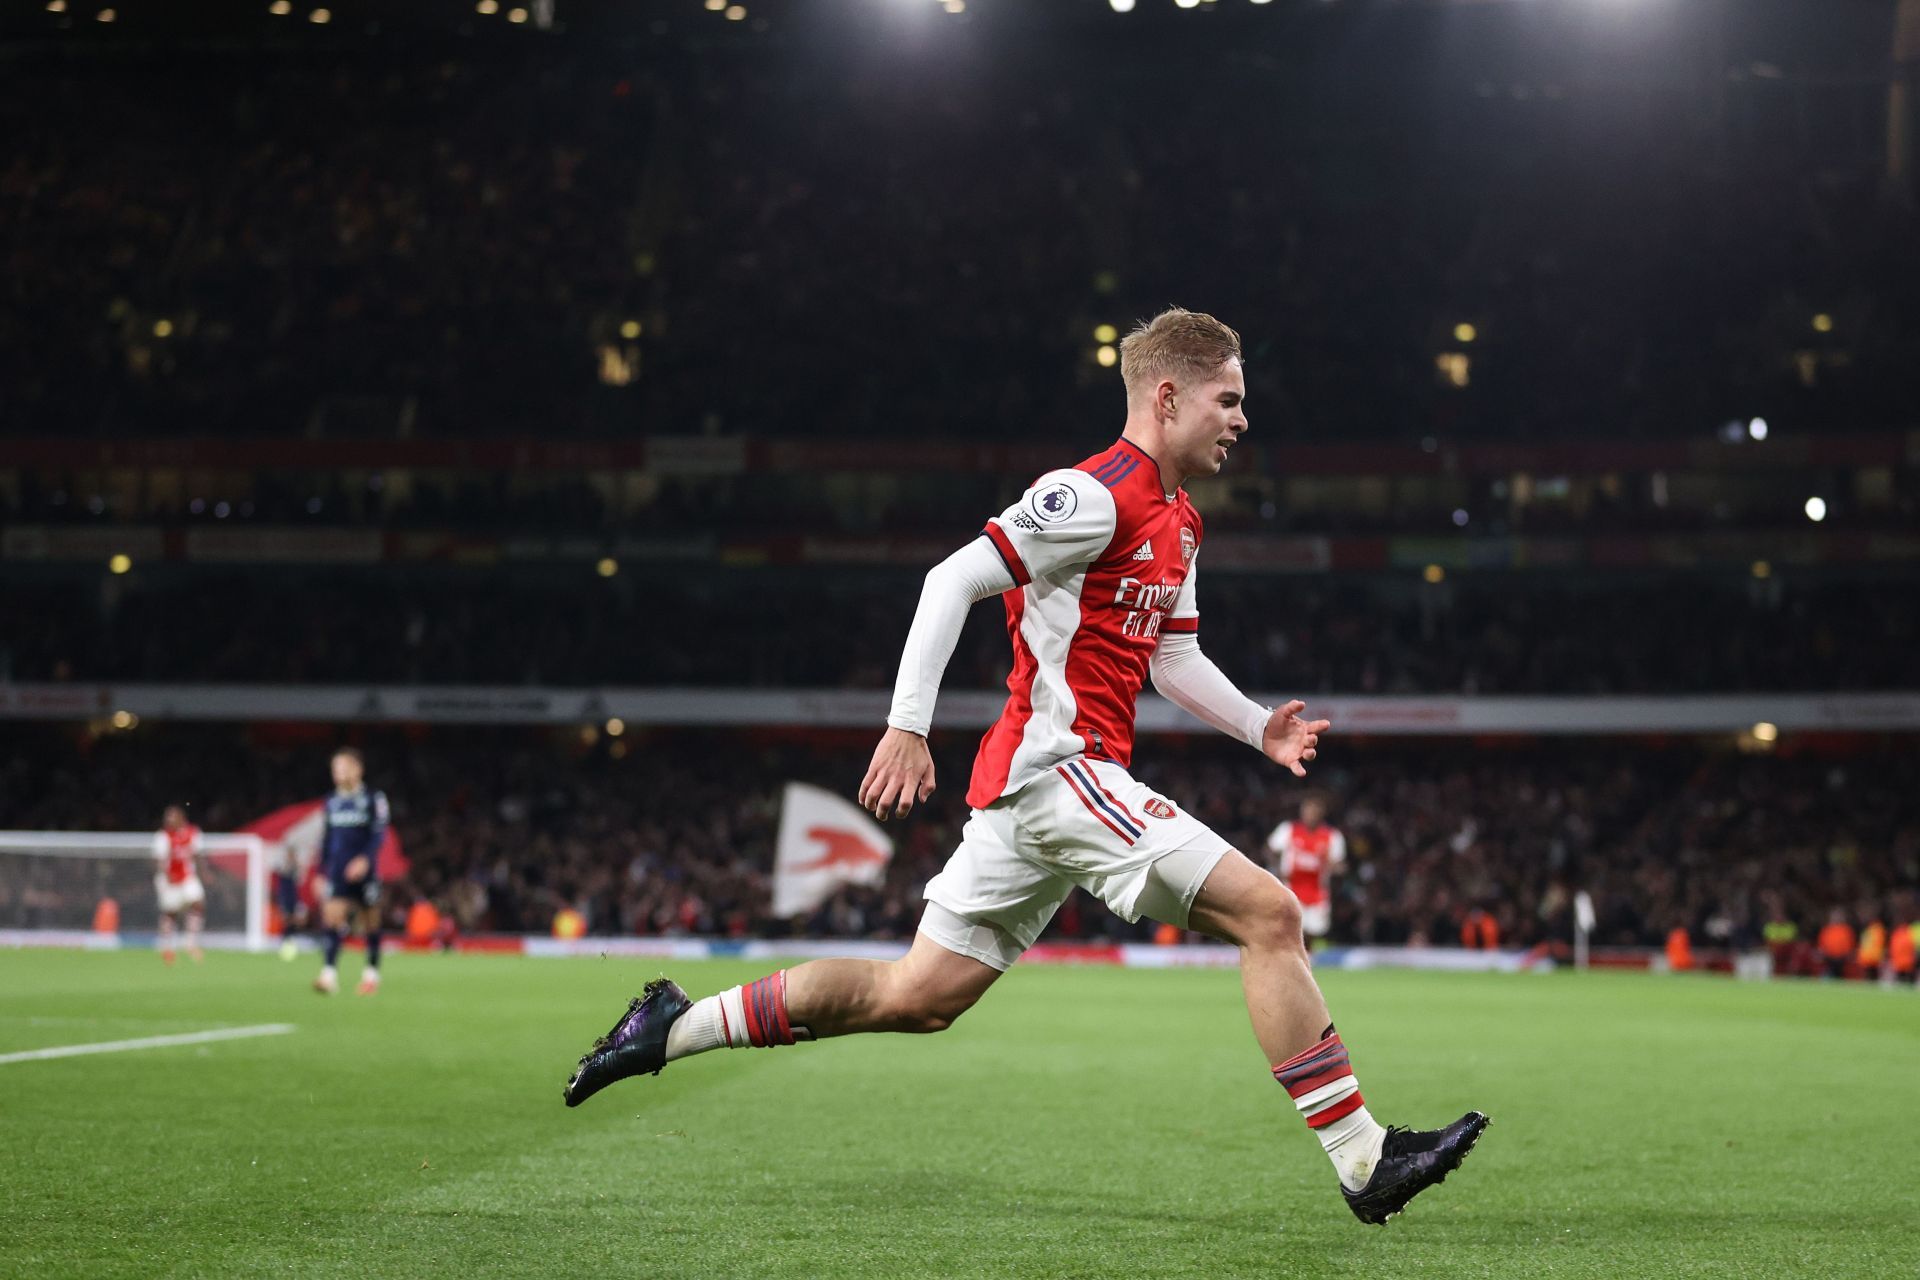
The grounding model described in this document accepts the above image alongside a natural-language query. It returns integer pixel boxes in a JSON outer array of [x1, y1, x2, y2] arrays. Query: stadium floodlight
[[1175, 0, 1199, 9], [1095, 344, 1118, 367], [1748, 417, 1768, 441], [596, 556, 619, 577], [108, 553, 131, 574], [1109, 0, 1135, 10], [1812, 313, 1834, 333], [1751, 722, 1779, 744], [0, 831, 271, 953], [1803, 496, 1827, 522]]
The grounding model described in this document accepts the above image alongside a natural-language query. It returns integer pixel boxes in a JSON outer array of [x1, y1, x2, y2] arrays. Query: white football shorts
[[156, 877, 206, 916], [1299, 899, 1332, 938], [921, 757, 1233, 971]]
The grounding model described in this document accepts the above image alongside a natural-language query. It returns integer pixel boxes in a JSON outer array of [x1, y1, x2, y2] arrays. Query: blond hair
[[1118, 307, 1242, 401]]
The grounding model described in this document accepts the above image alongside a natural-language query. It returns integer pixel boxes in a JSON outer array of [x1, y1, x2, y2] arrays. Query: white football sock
[[1319, 1106, 1388, 1192], [664, 987, 750, 1061]]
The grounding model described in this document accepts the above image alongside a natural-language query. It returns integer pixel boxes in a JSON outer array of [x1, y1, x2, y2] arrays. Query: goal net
[[0, 831, 271, 952]]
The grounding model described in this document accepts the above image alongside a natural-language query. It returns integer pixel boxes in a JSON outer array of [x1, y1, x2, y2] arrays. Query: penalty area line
[[0, 1023, 297, 1066]]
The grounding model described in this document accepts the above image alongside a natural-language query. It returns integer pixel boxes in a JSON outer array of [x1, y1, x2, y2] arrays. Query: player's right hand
[[859, 727, 936, 821], [343, 855, 370, 882]]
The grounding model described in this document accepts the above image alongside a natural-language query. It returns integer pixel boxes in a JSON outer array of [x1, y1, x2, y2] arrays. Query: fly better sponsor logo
[[1113, 575, 1181, 638]]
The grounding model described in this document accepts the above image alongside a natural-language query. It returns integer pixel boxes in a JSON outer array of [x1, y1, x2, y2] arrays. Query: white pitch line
[[0, 1023, 296, 1066]]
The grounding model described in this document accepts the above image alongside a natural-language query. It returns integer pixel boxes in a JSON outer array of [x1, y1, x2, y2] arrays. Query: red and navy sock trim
[[741, 971, 796, 1047]]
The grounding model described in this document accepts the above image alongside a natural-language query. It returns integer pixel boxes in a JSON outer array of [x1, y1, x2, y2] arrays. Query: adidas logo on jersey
[[1131, 540, 1155, 561]]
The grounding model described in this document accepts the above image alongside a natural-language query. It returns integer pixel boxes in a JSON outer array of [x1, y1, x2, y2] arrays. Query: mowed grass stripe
[[0, 951, 1915, 1279]]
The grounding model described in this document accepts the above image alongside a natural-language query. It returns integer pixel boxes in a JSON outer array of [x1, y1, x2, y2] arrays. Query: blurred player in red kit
[[1267, 795, 1346, 943], [152, 805, 206, 964]]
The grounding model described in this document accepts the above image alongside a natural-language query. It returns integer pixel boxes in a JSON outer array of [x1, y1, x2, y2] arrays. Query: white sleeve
[[885, 536, 1018, 736], [1149, 632, 1271, 750], [1271, 823, 1294, 874], [1329, 829, 1347, 867], [189, 829, 204, 856], [980, 469, 1118, 586], [152, 832, 168, 862]]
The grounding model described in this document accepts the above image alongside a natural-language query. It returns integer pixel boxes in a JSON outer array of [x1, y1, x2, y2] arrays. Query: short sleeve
[[1330, 830, 1347, 866], [1266, 821, 1292, 854], [152, 832, 168, 859], [980, 469, 1118, 586]]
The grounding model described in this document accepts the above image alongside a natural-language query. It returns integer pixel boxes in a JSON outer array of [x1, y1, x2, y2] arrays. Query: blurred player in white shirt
[[152, 805, 206, 964], [1267, 795, 1346, 941]]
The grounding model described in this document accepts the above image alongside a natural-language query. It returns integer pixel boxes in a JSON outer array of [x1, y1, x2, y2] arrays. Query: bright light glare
[[724, 4, 746, 18], [1812, 313, 1834, 333], [1109, 0, 1135, 10], [1095, 345, 1118, 368], [597, 557, 619, 577], [1803, 496, 1827, 523], [1423, 564, 1445, 584], [108, 554, 132, 575], [507, 6, 527, 21], [308, 7, 329, 23], [1747, 417, 1768, 441], [605, 718, 625, 737], [1453, 322, 1477, 344], [269, 0, 290, 11], [477, 0, 498, 11], [1750, 560, 1771, 580], [1174, 0, 1198, 8], [1093, 323, 1118, 344], [1751, 722, 1779, 744]]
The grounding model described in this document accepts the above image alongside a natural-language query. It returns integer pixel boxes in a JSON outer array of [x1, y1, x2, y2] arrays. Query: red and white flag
[[235, 799, 409, 883], [771, 782, 894, 918]]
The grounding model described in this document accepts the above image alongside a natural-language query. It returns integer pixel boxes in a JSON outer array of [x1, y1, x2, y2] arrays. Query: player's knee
[[1245, 880, 1305, 952], [886, 982, 979, 1034]]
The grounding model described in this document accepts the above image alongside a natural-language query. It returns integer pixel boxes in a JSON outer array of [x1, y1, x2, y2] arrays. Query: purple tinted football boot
[[563, 978, 693, 1107]]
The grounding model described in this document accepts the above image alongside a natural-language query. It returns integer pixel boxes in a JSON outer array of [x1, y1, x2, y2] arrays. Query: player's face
[[331, 753, 362, 791], [1167, 359, 1247, 482], [1302, 799, 1325, 826], [162, 807, 183, 830]]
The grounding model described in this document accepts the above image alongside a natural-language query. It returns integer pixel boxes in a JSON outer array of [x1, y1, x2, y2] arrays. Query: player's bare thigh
[[321, 897, 352, 930], [1186, 849, 1306, 953]]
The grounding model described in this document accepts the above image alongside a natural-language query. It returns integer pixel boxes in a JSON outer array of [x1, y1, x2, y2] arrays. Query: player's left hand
[[344, 855, 370, 882], [1260, 700, 1330, 778]]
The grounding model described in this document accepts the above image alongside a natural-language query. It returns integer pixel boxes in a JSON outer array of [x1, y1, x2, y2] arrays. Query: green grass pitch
[[2, 949, 1916, 1279]]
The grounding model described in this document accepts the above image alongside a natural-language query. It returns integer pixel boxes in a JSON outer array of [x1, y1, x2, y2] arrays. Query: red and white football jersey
[[1267, 820, 1346, 908], [967, 438, 1203, 809], [152, 824, 203, 885]]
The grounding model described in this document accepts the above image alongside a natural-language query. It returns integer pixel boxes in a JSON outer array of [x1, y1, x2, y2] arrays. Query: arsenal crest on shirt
[[1179, 526, 1197, 568], [1144, 797, 1177, 819]]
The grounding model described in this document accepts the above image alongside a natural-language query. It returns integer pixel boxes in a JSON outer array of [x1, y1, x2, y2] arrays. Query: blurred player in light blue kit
[[312, 747, 390, 996]]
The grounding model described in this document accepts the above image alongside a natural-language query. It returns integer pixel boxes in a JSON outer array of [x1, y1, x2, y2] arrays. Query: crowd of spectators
[[5, 569, 1913, 694], [4, 11, 1917, 446], [1, 725, 1912, 962]]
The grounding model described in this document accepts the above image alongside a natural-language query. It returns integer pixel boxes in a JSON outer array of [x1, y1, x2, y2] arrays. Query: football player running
[[563, 309, 1486, 1223]]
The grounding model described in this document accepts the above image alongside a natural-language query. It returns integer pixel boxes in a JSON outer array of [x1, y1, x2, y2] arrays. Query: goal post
[[0, 831, 271, 953]]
